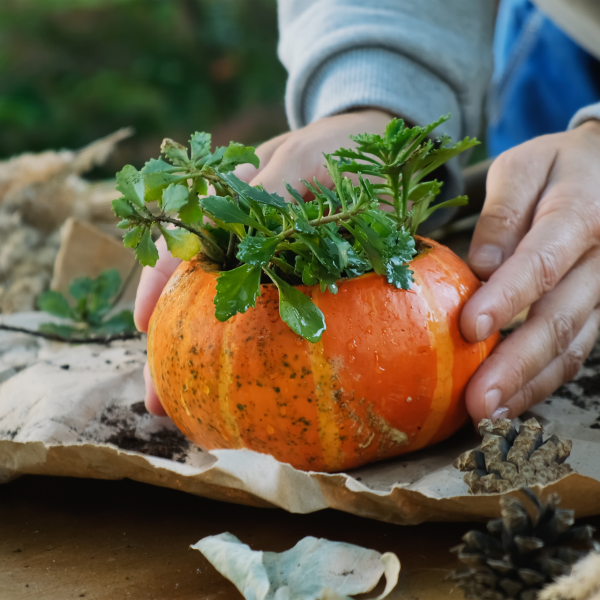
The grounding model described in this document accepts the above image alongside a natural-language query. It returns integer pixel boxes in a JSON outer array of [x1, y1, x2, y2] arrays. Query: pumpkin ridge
[[409, 265, 455, 450]]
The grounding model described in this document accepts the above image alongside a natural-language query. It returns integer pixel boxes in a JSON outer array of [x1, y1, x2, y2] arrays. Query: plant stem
[[0, 324, 141, 344], [277, 205, 366, 240]]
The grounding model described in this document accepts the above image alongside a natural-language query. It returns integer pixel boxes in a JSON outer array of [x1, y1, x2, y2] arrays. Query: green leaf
[[112, 198, 138, 219], [346, 217, 386, 276], [201, 195, 260, 228], [142, 158, 184, 201], [117, 219, 131, 229], [214, 264, 262, 321], [385, 260, 414, 289], [266, 269, 326, 343], [178, 193, 204, 223], [160, 226, 201, 260], [236, 236, 279, 267], [38, 290, 74, 319], [68, 277, 94, 301], [218, 171, 287, 212], [293, 216, 316, 235], [219, 142, 260, 173], [135, 228, 159, 267], [294, 232, 341, 278], [161, 138, 190, 167], [190, 132, 212, 162], [94, 269, 122, 300], [115, 165, 145, 207], [123, 225, 143, 249], [162, 183, 190, 212], [284, 182, 305, 207], [96, 310, 136, 334]]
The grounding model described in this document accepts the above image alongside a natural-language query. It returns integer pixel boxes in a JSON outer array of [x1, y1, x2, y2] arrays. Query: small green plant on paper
[[37, 269, 136, 339], [113, 115, 477, 342]]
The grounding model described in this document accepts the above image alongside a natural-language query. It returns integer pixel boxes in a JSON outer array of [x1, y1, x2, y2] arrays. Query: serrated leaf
[[38, 290, 74, 319], [190, 132, 212, 162], [295, 232, 341, 278], [112, 198, 138, 219], [97, 310, 136, 334], [346, 217, 386, 276], [142, 157, 185, 201], [218, 171, 287, 211], [135, 228, 159, 267], [123, 225, 144, 249], [161, 138, 190, 167], [116, 165, 145, 207], [160, 226, 201, 260], [162, 183, 190, 212], [236, 236, 279, 267], [219, 142, 260, 173], [203, 146, 226, 167], [267, 269, 326, 343], [214, 264, 262, 321], [385, 260, 414, 289]]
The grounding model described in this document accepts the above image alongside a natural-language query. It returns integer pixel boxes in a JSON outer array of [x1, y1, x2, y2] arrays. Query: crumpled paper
[[2, 312, 600, 525], [192, 533, 400, 600]]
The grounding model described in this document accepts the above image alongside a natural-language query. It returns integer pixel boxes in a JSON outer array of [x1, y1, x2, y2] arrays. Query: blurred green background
[[0, 0, 287, 176]]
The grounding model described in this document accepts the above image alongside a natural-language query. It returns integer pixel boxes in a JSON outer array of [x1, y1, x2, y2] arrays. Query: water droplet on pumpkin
[[349, 355, 356, 363], [406, 397, 412, 403], [203, 384, 210, 395], [347, 340, 357, 352], [266, 424, 275, 435], [366, 326, 373, 334], [374, 352, 385, 372], [279, 406, 287, 416]]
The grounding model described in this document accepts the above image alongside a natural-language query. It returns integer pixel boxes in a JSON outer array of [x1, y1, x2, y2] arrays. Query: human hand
[[462, 120, 600, 423], [135, 109, 392, 415]]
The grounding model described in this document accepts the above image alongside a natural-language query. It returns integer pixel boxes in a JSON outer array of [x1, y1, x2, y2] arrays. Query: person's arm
[[278, 0, 495, 207]]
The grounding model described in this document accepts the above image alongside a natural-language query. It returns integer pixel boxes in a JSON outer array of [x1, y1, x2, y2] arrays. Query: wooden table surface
[[4, 475, 598, 600], [1, 474, 484, 600]]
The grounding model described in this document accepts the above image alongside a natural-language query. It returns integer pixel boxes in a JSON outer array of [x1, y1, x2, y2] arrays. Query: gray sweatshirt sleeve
[[569, 102, 600, 129], [277, 0, 494, 223], [278, 0, 495, 144]]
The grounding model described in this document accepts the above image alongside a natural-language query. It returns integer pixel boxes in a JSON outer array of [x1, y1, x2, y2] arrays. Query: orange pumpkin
[[147, 237, 499, 472]]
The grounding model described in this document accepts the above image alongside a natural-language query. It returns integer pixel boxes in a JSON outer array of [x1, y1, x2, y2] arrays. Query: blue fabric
[[488, 0, 600, 156]]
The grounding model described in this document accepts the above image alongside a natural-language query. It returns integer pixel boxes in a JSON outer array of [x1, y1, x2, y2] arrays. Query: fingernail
[[476, 313, 494, 341], [234, 163, 258, 182], [469, 244, 503, 269], [485, 388, 502, 418], [492, 407, 510, 422]]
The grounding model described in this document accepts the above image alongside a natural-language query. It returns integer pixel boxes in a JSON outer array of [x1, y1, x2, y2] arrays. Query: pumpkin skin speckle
[[147, 237, 499, 472]]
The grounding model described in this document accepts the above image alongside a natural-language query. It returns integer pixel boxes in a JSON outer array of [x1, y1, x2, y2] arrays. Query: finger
[[496, 307, 600, 420], [144, 362, 167, 416], [462, 203, 593, 343], [468, 138, 557, 280], [234, 131, 292, 182], [465, 246, 600, 422], [134, 236, 182, 333]]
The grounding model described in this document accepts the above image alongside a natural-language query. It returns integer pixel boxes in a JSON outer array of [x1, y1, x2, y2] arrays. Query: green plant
[[37, 268, 136, 338], [114, 115, 477, 342]]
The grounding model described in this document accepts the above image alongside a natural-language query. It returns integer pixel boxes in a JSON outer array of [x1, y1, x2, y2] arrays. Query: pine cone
[[451, 488, 596, 600], [454, 418, 573, 494]]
